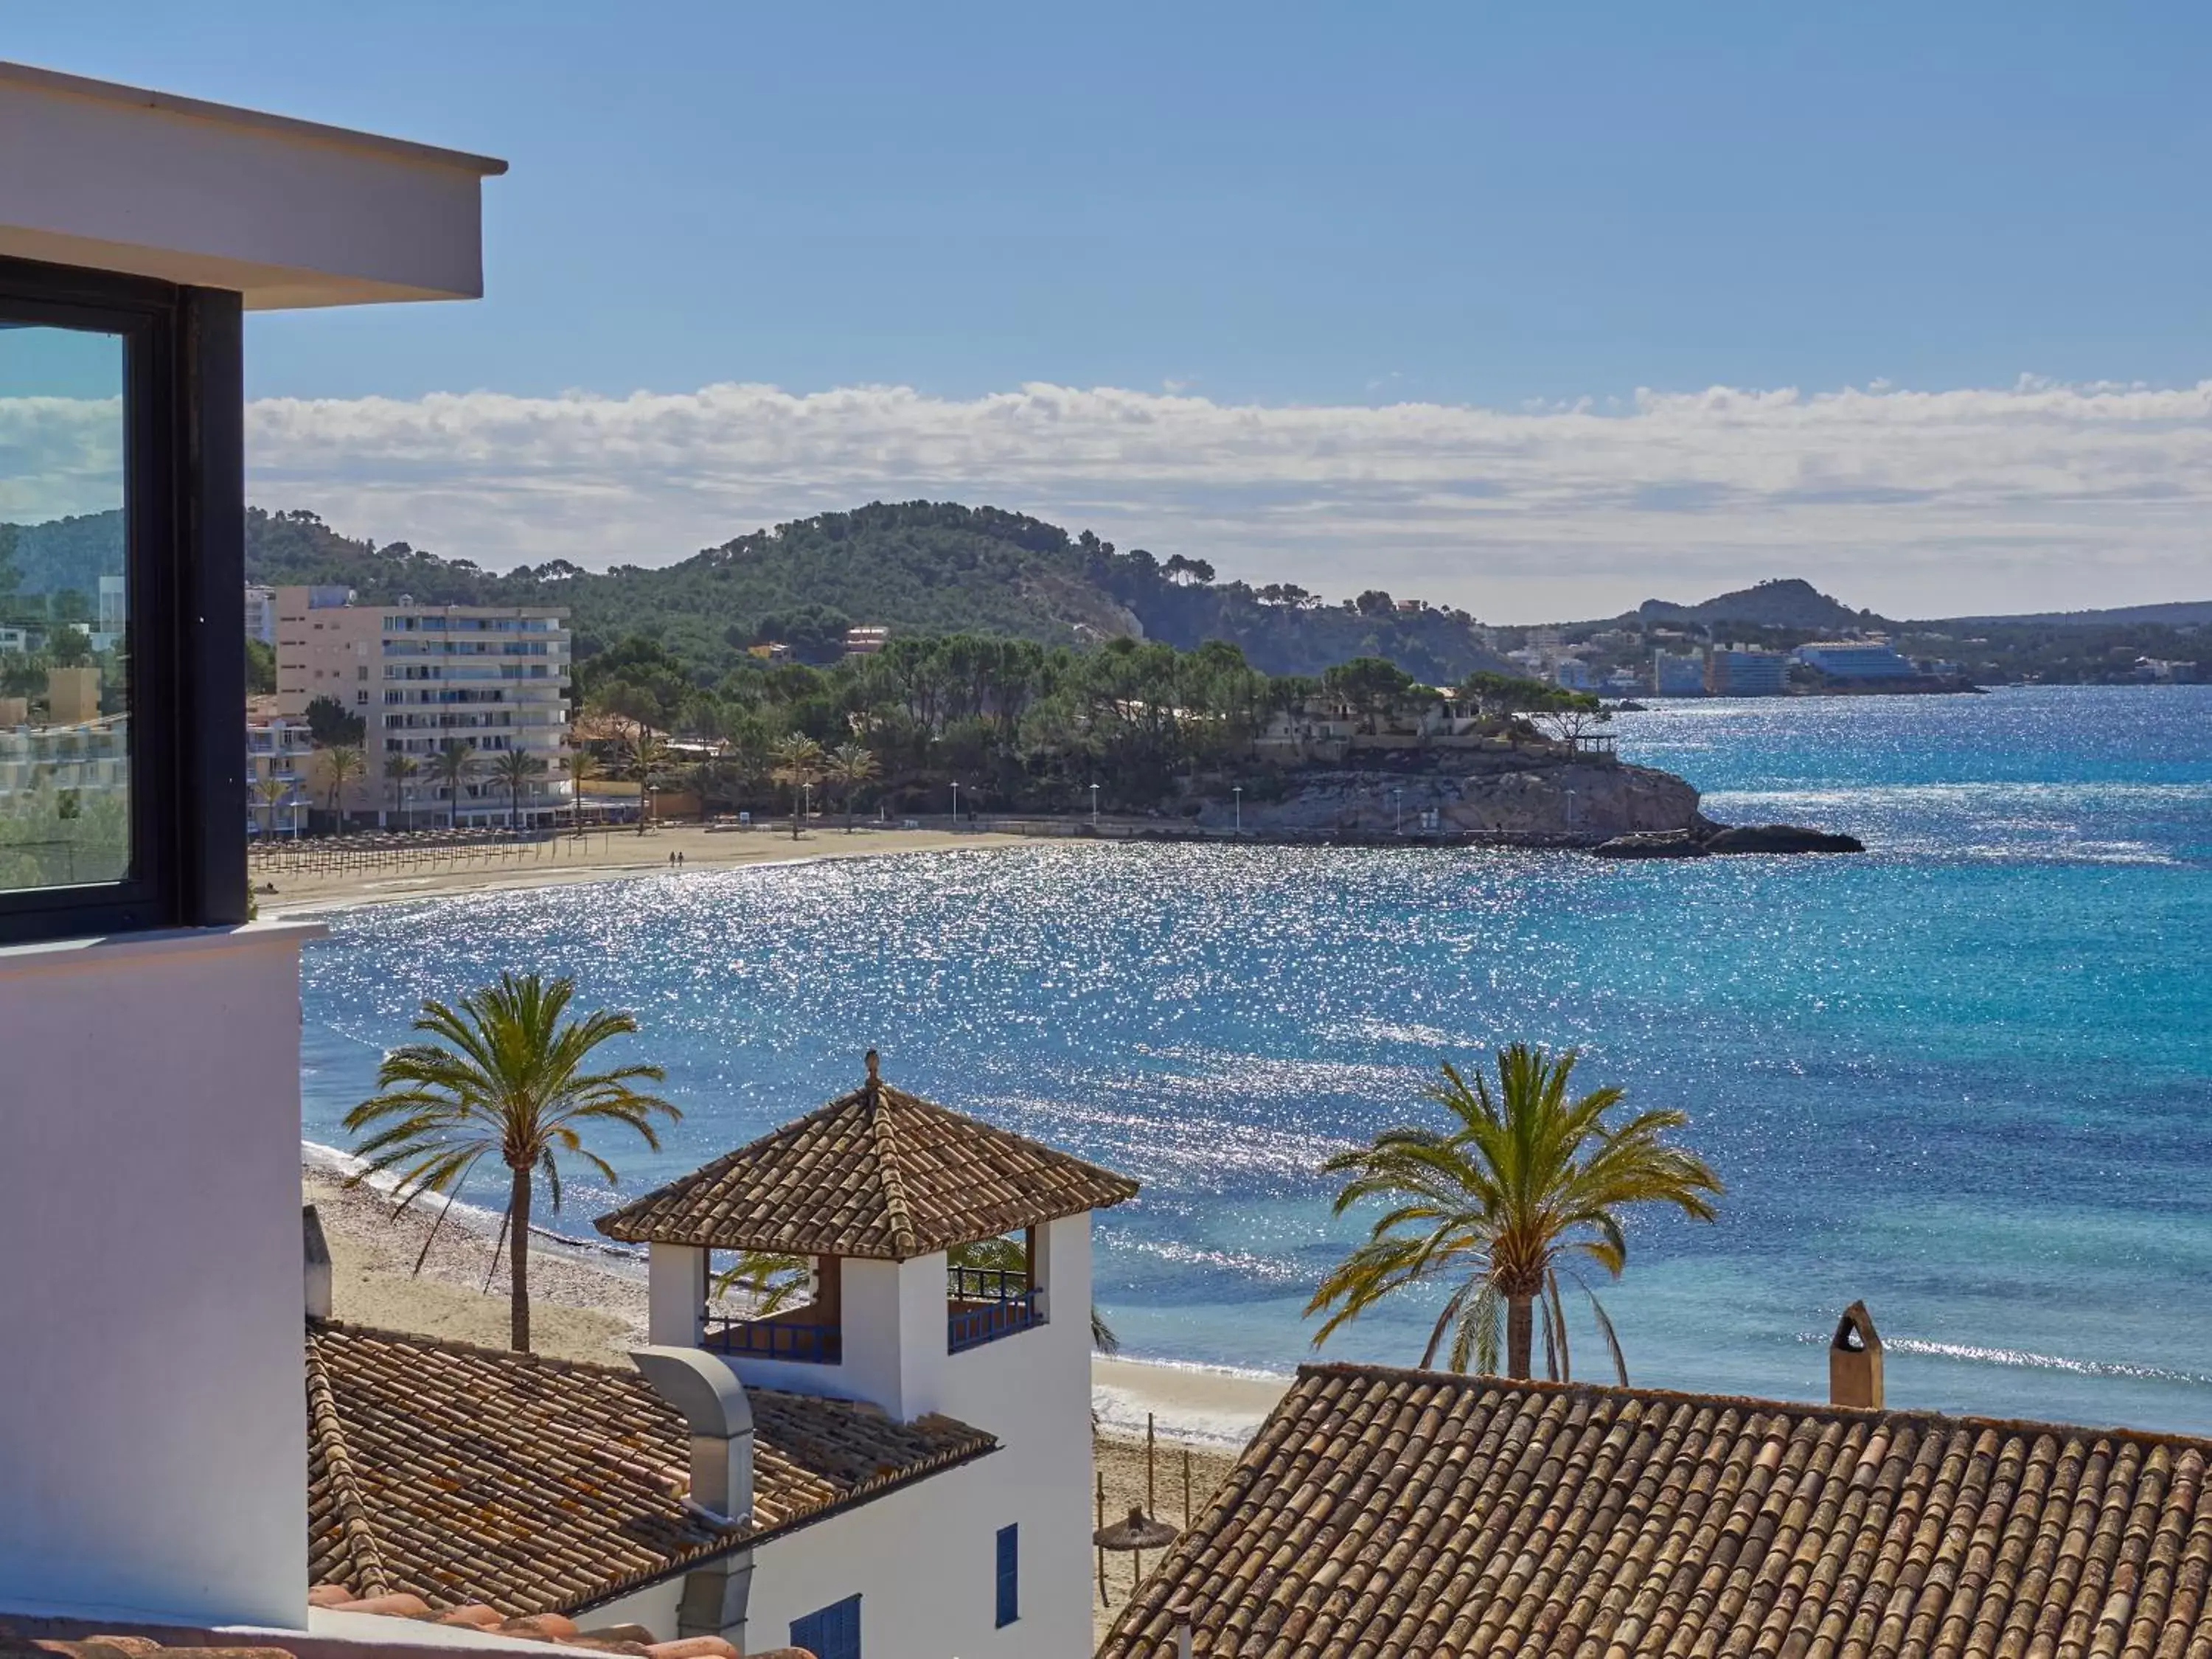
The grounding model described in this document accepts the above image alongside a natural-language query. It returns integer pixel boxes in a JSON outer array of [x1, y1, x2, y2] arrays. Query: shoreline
[[261, 824, 1034, 916]]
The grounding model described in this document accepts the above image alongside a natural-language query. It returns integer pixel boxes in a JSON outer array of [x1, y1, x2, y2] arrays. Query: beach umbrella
[[1094, 1504, 1178, 1551]]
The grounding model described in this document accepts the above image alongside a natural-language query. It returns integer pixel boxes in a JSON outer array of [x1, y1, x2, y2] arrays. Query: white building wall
[[652, 1216, 1101, 1656], [0, 924, 321, 1626], [919, 1216, 1095, 1659], [589, 1457, 1034, 1659]]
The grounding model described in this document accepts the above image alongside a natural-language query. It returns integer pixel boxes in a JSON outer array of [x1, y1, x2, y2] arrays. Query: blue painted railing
[[947, 1265, 1045, 1353], [703, 1311, 842, 1364]]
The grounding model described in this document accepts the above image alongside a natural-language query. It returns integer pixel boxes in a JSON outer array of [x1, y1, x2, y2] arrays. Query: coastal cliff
[[1189, 751, 1703, 841]]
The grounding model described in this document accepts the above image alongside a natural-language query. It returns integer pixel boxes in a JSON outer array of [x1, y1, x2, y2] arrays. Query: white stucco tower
[[596, 1051, 1138, 1658]]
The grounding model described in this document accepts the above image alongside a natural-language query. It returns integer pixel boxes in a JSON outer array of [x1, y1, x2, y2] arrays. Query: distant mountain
[[237, 500, 1518, 684], [1927, 599, 2212, 629], [0, 512, 125, 597], [1634, 578, 1878, 633]]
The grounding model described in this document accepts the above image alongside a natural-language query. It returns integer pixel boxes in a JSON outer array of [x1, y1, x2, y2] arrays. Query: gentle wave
[[1798, 1330, 2212, 1388]]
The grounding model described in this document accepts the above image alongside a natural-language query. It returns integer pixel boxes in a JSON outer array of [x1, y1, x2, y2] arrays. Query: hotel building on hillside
[[1704, 645, 1791, 696], [274, 585, 572, 827], [1795, 637, 1918, 681]]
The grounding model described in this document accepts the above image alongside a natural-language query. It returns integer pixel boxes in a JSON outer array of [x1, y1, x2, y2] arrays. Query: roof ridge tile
[[869, 1085, 922, 1259]]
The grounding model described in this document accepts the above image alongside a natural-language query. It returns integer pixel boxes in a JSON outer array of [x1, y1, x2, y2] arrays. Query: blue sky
[[12, 3, 2212, 618]]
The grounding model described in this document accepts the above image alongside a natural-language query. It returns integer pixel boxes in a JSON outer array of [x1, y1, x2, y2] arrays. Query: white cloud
[[233, 375, 2212, 619], [0, 395, 123, 524]]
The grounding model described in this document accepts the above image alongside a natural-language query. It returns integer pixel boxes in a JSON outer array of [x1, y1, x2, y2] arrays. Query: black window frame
[[0, 254, 246, 945]]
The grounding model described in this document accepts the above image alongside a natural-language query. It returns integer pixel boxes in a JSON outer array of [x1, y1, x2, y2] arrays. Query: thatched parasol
[[1094, 1504, 1178, 1551]]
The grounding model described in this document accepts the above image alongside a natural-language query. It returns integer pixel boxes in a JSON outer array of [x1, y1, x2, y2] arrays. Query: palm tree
[[826, 742, 880, 832], [618, 728, 671, 835], [770, 734, 825, 841], [682, 757, 726, 824], [319, 744, 365, 825], [428, 739, 478, 830], [342, 972, 678, 1352], [253, 774, 291, 838], [385, 753, 418, 830], [562, 745, 598, 834], [489, 749, 549, 830], [1307, 1044, 1720, 1383]]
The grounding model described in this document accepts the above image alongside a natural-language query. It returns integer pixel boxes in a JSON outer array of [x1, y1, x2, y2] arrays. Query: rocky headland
[[1186, 748, 1695, 841], [1175, 746, 1858, 854]]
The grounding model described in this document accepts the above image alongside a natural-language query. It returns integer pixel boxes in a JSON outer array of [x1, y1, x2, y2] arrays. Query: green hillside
[[238, 501, 1515, 683]]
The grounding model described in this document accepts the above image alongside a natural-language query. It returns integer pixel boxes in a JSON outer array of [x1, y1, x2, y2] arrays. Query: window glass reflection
[[0, 322, 130, 890]]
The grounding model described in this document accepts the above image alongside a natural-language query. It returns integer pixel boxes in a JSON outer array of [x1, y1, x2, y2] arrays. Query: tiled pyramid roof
[[593, 1053, 1139, 1259], [1101, 1360, 2212, 1659], [306, 1320, 992, 1616]]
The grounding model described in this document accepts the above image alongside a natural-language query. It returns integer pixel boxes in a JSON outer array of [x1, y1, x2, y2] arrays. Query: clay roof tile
[[1099, 1363, 2212, 1659], [593, 1057, 1137, 1259]]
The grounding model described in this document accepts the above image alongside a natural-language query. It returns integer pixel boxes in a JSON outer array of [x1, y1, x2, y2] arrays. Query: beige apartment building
[[274, 585, 571, 827]]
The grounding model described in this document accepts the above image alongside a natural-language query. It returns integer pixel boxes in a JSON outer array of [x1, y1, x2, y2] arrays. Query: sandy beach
[[305, 1161, 1269, 1642], [261, 822, 1034, 915]]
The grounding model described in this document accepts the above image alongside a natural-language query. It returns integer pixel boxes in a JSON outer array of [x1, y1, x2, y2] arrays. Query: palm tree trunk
[[1506, 1294, 1534, 1380], [638, 777, 648, 833], [508, 1162, 532, 1352]]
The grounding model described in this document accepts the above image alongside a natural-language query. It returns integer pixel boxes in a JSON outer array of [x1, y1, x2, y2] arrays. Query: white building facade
[[1795, 639, 1916, 680], [275, 588, 571, 827]]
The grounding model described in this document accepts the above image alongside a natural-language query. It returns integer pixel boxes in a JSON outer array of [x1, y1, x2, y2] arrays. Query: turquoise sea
[[299, 684, 2212, 1433]]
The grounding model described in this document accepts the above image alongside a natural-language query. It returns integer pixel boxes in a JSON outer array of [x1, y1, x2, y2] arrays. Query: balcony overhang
[[0, 59, 504, 308]]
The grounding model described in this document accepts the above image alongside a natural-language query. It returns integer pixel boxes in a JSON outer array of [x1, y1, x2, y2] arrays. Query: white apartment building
[[275, 587, 572, 827], [244, 582, 277, 646], [245, 704, 313, 837]]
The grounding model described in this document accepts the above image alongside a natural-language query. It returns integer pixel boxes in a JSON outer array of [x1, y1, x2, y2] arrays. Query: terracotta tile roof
[[305, 1321, 992, 1617], [593, 1054, 1138, 1259], [1100, 1361, 2212, 1659]]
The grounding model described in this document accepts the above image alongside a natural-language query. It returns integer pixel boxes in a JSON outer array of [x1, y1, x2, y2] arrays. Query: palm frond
[[1308, 1040, 1719, 1380]]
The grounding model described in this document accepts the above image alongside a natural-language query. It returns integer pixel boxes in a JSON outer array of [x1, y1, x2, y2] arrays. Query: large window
[[0, 257, 246, 943], [0, 321, 127, 890]]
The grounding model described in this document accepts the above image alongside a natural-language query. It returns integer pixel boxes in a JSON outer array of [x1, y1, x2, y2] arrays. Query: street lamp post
[[950, 780, 960, 827], [1233, 785, 1242, 833], [1090, 782, 1099, 827], [1393, 787, 1404, 835]]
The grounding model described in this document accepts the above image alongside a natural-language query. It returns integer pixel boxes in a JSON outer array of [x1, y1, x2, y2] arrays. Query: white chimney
[[630, 1345, 754, 1525], [303, 1203, 332, 1321]]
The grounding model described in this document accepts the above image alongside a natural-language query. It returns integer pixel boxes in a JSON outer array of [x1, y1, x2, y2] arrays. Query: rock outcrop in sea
[[1189, 749, 1702, 841], [1174, 745, 1860, 853], [1590, 822, 1866, 858]]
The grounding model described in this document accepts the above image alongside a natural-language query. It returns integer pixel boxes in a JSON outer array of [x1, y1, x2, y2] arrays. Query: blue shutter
[[790, 1593, 860, 1659], [995, 1523, 1019, 1627]]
